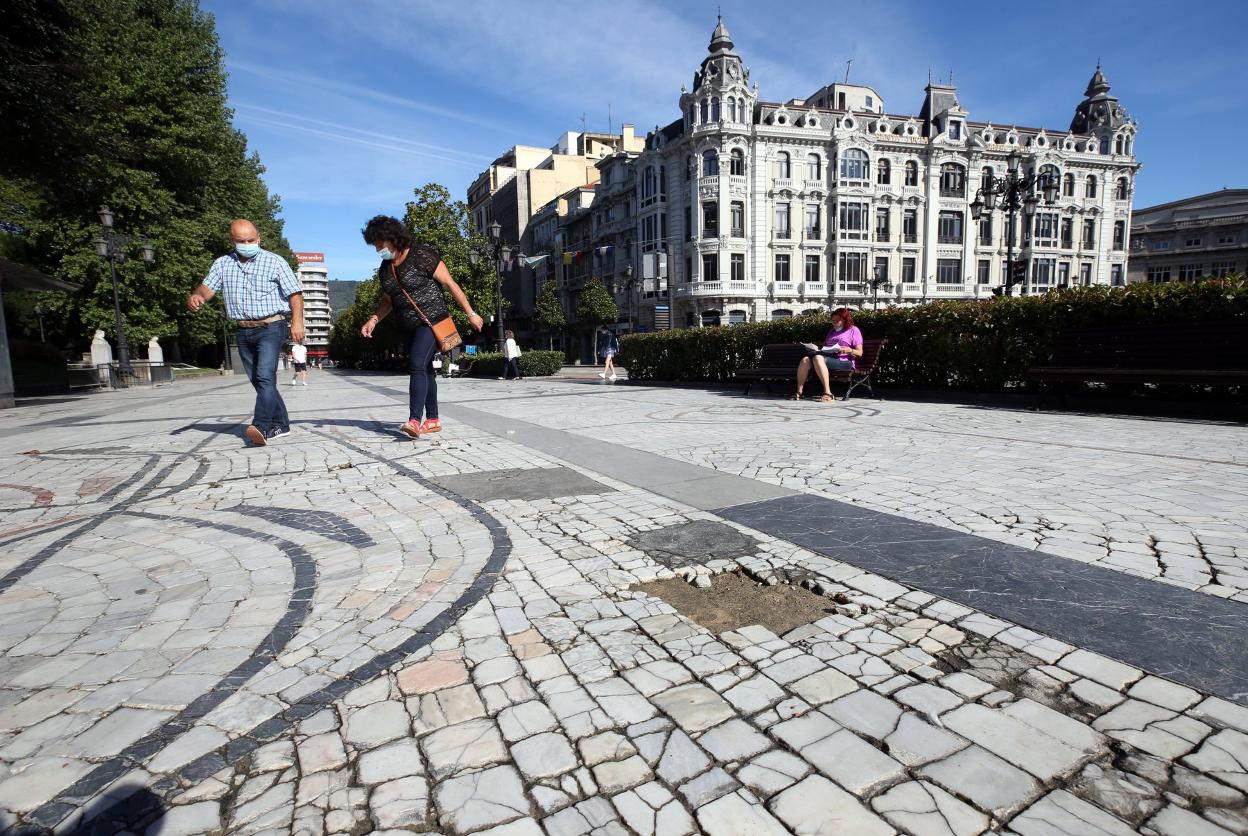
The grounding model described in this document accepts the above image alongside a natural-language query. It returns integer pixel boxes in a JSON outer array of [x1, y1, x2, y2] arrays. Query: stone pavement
[[0, 372, 1245, 835]]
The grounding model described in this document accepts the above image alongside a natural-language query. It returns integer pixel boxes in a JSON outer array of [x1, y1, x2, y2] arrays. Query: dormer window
[[866, 95, 874, 109], [948, 120, 962, 140]]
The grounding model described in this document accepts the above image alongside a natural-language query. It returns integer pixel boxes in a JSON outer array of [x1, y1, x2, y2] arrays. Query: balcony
[[839, 230, 869, 241], [939, 187, 966, 199], [730, 228, 745, 238], [876, 231, 890, 243], [772, 178, 794, 190], [802, 282, 827, 295], [804, 228, 822, 240], [699, 175, 719, 191], [702, 225, 719, 239], [773, 230, 793, 241], [937, 235, 963, 245], [902, 233, 918, 244], [803, 180, 825, 191]]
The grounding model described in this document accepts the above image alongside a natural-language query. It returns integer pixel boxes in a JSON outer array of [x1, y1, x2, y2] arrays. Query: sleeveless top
[[379, 244, 449, 331]]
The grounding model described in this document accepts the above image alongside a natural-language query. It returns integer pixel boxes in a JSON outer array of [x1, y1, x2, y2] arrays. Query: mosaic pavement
[[0, 372, 1244, 835]]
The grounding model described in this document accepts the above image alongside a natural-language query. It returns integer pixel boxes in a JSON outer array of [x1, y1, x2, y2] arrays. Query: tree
[[575, 278, 619, 360], [0, 0, 294, 362], [533, 279, 566, 350], [402, 184, 496, 335]]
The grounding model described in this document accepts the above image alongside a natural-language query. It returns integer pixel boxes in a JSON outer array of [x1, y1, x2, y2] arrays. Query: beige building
[[1128, 189, 1247, 283]]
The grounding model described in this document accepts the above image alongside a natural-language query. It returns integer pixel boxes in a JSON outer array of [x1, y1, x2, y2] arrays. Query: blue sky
[[204, 0, 1248, 282]]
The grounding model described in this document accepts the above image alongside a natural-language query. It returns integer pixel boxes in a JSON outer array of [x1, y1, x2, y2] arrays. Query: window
[[729, 149, 745, 176], [840, 149, 869, 181], [642, 166, 656, 201], [771, 309, 793, 320], [1082, 219, 1096, 249], [1080, 263, 1093, 285], [902, 209, 918, 242], [701, 310, 721, 327], [711, 97, 720, 121], [1033, 257, 1056, 288], [659, 166, 666, 196], [703, 201, 718, 236], [1099, 136, 1110, 155], [977, 259, 991, 284], [1185, 236, 1201, 247], [904, 160, 919, 186], [839, 202, 868, 238], [1057, 262, 1070, 286], [730, 201, 744, 237], [774, 254, 791, 283], [837, 252, 868, 284], [1177, 264, 1203, 281], [938, 211, 964, 244], [805, 255, 821, 284], [1212, 260, 1237, 277], [1114, 222, 1126, 250], [1218, 233, 1236, 245], [1033, 213, 1057, 244], [837, 92, 846, 109], [865, 95, 874, 108], [806, 154, 821, 181], [948, 120, 962, 140], [730, 253, 745, 282], [1062, 173, 1075, 197], [939, 163, 966, 197], [1060, 218, 1073, 249], [936, 257, 962, 285], [701, 252, 718, 281], [775, 203, 790, 238], [875, 208, 890, 241], [805, 204, 821, 238], [1116, 177, 1129, 200], [1111, 264, 1124, 286], [1115, 135, 1125, 155], [703, 150, 718, 176], [684, 207, 691, 241], [699, 100, 708, 123], [685, 255, 692, 282], [776, 152, 791, 179], [981, 166, 995, 186], [979, 215, 992, 245], [874, 256, 889, 284], [1085, 175, 1098, 198], [877, 158, 891, 185], [1152, 241, 1170, 251], [1147, 266, 1170, 284], [727, 98, 736, 123], [902, 257, 916, 283], [685, 155, 692, 181]]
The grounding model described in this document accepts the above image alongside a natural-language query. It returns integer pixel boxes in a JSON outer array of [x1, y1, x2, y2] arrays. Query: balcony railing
[[902, 233, 918, 243], [703, 225, 719, 238], [876, 230, 890, 242], [940, 187, 966, 198], [937, 235, 963, 245], [804, 227, 822, 240], [802, 282, 827, 294], [840, 230, 869, 240], [773, 178, 794, 190], [803, 180, 825, 191], [774, 230, 792, 240], [699, 176, 719, 191], [730, 228, 745, 238]]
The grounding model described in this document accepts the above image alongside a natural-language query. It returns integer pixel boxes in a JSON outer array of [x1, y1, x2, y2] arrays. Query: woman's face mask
[[377, 245, 395, 261]]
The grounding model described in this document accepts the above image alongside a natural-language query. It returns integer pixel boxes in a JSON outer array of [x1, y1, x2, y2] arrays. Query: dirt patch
[[634, 572, 837, 635]]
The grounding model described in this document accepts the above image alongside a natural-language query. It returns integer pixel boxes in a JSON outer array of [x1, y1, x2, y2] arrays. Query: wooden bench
[[1027, 320, 1248, 405], [738, 339, 887, 400]]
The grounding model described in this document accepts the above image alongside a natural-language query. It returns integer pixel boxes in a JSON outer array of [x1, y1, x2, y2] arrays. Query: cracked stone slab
[[627, 520, 761, 569], [870, 779, 987, 836], [434, 765, 530, 834], [430, 466, 614, 502]]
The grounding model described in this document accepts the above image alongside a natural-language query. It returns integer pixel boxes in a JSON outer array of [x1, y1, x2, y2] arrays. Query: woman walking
[[359, 215, 483, 437], [503, 330, 524, 381], [598, 328, 620, 381]]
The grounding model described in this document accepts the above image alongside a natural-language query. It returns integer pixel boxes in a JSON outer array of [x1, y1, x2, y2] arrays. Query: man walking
[[290, 340, 308, 386], [187, 219, 304, 446]]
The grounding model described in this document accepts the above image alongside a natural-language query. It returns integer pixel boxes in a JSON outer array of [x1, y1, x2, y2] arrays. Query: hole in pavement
[[633, 570, 837, 635]]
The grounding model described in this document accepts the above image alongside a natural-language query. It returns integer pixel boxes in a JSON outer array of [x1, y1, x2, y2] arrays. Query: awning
[[0, 258, 81, 293]]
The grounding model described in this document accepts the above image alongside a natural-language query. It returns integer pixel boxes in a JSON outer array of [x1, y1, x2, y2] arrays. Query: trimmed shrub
[[468, 350, 564, 378], [618, 278, 1248, 390]]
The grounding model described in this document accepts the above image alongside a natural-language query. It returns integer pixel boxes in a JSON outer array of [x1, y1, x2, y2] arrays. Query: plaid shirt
[[203, 250, 302, 320]]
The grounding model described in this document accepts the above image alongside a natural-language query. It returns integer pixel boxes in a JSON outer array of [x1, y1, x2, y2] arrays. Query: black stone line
[[26, 426, 513, 833], [716, 492, 1248, 705]]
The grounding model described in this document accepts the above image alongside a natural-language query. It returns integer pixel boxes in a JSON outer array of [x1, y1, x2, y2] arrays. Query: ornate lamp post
[[625, 264, 636, 332], [970, 152, 1058, 296], [869, 264, 893, 310], [468, 220, 515, 351], [92, 205, 155, 382]]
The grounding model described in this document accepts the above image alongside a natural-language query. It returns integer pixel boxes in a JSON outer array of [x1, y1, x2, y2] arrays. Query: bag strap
[[392, 263, 435, 329]]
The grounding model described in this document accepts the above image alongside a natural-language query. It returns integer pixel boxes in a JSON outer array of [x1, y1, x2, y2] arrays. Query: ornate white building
[[632, 18, 1141, 328]]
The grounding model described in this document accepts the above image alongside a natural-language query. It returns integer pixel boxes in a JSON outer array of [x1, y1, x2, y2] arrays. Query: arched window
[[699, 99, 708, 123], [642, 166, 656, 199], [771, 309, 793, 320], [1115, 135, 1125, 155], [840, 148, 869, 180], [1099, 136, 1110, 155], [1085, 175, 1098, 198], [776, 152, 791, 179], [739, 98, 747, 121], [711, 97, 721, 121], [685, 155, 692, 182], [1039, 164, 1060, 193], [806, 153, 821, 181], [877, 158, 891, 185], [1062, 173, 1075, 197], [1116, 177, 1129, 200], [727, 98, 736, 122], [904, 160, 919, 186], [701, 310, 721, 327], [939, 163, 965, 196], [703, 149, 719, 176], [729, 149, 745, 176], [981, 165, 995, 185]]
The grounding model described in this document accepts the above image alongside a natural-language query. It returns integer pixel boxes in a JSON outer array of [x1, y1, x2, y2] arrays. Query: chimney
[[621, 123, 634, 146]]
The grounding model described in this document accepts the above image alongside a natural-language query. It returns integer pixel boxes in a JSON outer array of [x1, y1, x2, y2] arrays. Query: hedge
[[618, 278, 1248, 391], [468, 350, 564, 378]]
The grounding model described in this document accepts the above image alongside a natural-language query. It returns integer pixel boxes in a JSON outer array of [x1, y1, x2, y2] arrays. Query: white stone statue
[[147, 336, 164, 364], [90, 329, 113, 366]]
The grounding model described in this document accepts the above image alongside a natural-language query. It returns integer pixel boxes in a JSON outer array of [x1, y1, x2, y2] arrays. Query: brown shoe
[[245, 425, 267, 446]]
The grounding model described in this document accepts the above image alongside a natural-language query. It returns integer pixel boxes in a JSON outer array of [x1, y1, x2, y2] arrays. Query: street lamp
[[34, 303, 46, 343], [869, 265, 893, 310], [970, 152, 1058, 297], [625, 264, 636, 332], [469, 220, 512, 351], [93, 205, 156, 383]]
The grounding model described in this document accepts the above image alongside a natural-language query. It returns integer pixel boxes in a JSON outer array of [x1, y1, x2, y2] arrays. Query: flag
[[523, 254, 549, 267], [563, 252, 573, 265]]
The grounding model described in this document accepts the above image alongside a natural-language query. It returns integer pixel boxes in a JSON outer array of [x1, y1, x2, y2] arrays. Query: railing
[[802, 282, 827, 295], [939, 187, 966, 198], [804, 228, 822, 240], [699, 176, 719, 191], [69, 361, 175, 390], [840, 230, 869, 240], [803, 180, 825, 191], [902, 233, 918, 243], [774, 230, 792, 240], [730, 228, 745, 238], [937, 235, 963, 245], [703, 225, 719, 238], [772, 178, 794, 190], [876, 230, 891, 242]]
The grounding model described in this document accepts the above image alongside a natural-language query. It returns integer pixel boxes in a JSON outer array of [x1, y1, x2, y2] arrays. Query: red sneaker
[[399, 420, 423, 438], [419, 418, 442, 434]]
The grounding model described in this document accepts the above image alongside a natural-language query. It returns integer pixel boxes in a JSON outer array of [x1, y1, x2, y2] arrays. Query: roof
[[1132, 188, 1248, 218], [0, 258, 81, 293]]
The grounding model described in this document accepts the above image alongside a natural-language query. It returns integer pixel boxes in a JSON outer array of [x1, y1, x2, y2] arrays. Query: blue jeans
[[407, 325, 438, 422], [504, 357, 522, 379], [236, 320, 290, 433]]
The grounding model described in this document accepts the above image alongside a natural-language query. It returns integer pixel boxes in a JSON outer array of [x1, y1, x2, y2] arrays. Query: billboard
[[294, 252, 325, 264]]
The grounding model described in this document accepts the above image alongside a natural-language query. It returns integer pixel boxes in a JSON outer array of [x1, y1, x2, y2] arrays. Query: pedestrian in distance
[[503, 330, 523, 381], [187, 219, 304, 446], [598, 327, 620, 381], [359, 215, 484, 438], [289, 340, 309, 386]]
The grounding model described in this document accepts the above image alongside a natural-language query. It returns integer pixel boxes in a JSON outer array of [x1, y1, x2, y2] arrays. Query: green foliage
[[619, 278, 1248, 389], [327, 276, 402, 366], [575, 278, 619, 329], [402, 184, 497, 335], [534, 279, 566, 331], [0, 0, 294, 360], [468, 350, 564, 378]]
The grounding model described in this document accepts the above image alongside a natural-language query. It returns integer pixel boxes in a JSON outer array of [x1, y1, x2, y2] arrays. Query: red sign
[[294, 252, 325, 264]]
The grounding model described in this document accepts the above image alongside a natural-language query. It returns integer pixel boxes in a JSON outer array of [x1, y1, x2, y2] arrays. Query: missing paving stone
[[627, 520, 762, 569], [635, 571, 837, 635]]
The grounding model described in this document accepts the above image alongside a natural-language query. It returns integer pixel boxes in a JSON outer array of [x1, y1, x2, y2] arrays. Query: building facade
[[294, 252, 332, 358], [1128, 189, 1247, 283], [631, 18, 1140, 327]]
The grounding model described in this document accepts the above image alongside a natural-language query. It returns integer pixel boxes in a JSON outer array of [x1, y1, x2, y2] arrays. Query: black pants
[[504, 357, 523, 379]]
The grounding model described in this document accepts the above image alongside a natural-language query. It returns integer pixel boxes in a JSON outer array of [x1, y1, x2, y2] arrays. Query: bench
[[1027, 320, 1248, 405], [738, 339, 887, 400]]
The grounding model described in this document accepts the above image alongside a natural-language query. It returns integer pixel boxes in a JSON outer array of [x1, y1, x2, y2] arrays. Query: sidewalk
[[0, 373, 1244, 834]]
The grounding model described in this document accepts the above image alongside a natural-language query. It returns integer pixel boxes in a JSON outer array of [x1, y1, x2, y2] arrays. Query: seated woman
[[793, 307, 863, 402]]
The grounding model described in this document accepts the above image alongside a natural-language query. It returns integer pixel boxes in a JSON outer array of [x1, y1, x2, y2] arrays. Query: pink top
[[823, 325, 863, 368]]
